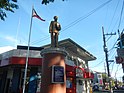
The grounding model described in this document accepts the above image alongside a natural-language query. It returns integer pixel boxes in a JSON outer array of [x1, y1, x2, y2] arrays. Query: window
[[66, 78, 73, 88]]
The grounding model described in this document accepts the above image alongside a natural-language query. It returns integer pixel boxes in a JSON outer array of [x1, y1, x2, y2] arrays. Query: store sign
[[76, 68, 83, 78], [97, 74, 103, 85], [52, 65, 64, 83], [115, 56, 123, 64]]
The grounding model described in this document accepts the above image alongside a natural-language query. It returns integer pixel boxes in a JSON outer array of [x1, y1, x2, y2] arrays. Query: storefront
[[0, 39, 96, 93]]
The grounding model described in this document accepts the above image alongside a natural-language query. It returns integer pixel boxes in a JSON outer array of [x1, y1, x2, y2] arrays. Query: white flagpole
[[22, 6, 34, 93]]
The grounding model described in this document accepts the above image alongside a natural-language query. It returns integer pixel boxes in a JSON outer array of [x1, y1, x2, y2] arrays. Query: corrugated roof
[[42, 38, 96, 61]]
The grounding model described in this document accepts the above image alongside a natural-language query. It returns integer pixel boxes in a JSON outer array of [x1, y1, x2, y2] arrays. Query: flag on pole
[[32, 8, 45, 21]]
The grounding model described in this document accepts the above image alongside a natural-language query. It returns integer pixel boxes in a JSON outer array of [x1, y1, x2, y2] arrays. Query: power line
[[110, 0, 124, 80], [104, 0, 110, 27], [109, 50, 116, 74], [89, 58, 104, 68], [61, 0, 112, 32], [31, 0, 113, 45], [118, 0, 124, 29], [109, 50, 116, 61], [108, 46, 116, 56], [31, 35, 50, 45], [106, 42, 117, 74], [111, 16, 120, 32], [106, 35, 112, 42], [107, 0, 120, 32], [108, 39, 118, 52]]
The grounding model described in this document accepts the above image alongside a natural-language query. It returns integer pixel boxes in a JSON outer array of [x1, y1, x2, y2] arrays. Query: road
[[93, 90, 124, 93]]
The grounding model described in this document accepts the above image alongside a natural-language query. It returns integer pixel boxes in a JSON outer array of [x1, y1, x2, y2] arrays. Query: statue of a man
[[49, 16, 61, 47]]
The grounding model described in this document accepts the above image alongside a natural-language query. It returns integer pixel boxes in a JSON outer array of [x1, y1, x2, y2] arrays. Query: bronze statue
[[49, 16, 61, 47]]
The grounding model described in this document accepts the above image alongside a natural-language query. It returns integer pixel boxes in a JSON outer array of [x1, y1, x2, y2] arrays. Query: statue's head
[[54, 16, 58, 21]]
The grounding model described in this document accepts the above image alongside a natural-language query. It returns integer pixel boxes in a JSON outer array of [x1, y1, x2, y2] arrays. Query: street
[[93, 90, 124, 93]]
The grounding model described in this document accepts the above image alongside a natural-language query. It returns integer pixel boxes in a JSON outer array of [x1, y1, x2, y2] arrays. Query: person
[[89, 84, 93, 93], [93, 84, 99, 91], [49, 16, 61, 47]]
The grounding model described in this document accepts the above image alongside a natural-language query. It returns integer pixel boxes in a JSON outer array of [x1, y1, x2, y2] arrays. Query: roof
[[0, 54, 2, 60], [17, 45, 44, 51], [42, 38, 96, 61]]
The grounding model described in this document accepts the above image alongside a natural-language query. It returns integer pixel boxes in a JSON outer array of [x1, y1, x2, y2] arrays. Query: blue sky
[[0, 0, 124, 81]]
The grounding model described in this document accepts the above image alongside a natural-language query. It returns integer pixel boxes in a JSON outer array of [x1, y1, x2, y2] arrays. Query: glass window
[[66, 78, 72, 88]]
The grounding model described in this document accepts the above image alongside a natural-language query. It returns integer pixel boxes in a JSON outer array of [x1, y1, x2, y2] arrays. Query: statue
[[49, 16, 61, 47]]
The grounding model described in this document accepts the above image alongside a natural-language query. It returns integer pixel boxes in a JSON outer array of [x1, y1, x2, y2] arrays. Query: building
[[0, 38, 96, 93]]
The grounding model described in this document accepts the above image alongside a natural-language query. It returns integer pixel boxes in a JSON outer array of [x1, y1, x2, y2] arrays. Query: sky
[[0, 0, 124, 81]]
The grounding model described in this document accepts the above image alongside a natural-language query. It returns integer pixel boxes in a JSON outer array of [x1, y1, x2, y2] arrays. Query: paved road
[[93, 90, 124, 93]]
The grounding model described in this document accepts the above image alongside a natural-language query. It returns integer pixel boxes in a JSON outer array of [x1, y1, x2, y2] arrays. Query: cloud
[[0, 46, 15, 54], [4, 36, 17, 43]]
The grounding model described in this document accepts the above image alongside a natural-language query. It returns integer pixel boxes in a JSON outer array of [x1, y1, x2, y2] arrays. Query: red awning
[[0, 57, 42, 66]]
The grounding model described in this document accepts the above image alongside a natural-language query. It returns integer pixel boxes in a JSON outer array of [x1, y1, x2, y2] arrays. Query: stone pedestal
[[40, 48, 67, 93]]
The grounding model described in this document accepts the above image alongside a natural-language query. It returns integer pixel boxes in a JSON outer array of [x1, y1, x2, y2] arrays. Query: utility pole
[[102, 27, 116, 93]]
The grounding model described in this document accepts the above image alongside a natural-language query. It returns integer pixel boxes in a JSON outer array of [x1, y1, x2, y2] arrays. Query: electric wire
[[118, 0, 124, 29], [107, 48, 116, 74], [31, 35, 50, 45], [109, 50, 116, 74], [89, 58, 104, 68], [61, 0, 113, 32], [104, 0, 110, 27], [106, 36, 117, 75], [112, 0, 124, 79], [108, 39, 118, 52], [108, 44, 117, 56], [31, 0, 113, 45], [106, 35, 112, 42], [105, 0, 122, 51], [111, 16, 120, 33], [104, 33, 118, 76], [107, 0, 120, 32], [30, 0, 116, 72], [109, 50, 116, 62]]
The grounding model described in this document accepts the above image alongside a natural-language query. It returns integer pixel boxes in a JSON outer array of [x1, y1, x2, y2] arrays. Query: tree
[[0, 0, 18, 21], [42, 0, 65, 5]]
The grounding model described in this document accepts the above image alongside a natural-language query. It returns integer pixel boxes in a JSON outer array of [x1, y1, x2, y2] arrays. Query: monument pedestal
[[40, 48, 67, 93]]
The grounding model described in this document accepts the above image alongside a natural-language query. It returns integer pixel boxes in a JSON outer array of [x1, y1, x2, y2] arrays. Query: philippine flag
[[32, 9, 45, 21]]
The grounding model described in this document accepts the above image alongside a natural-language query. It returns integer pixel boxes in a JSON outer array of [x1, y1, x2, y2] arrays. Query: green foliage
[[111, 78, 115, 87], [102, 73, 108, 79], [42, 0, 65, 5], [0, 0, 18, 21]]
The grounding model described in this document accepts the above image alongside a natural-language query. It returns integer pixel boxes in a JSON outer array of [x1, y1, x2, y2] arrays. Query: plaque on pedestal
[[52, 65, 64, 83]]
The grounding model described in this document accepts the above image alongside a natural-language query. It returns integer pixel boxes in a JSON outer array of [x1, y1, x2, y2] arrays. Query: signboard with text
[[52, 65, 64, 83]]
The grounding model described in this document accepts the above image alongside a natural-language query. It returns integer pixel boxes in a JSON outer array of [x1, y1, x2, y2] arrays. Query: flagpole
[[22, 6, 34, 93]]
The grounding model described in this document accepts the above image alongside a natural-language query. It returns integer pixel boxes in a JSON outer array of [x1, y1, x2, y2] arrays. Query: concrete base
[[40, 48, 67, 93]]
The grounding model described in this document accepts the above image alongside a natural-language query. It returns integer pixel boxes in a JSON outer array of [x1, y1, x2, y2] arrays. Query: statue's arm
[[59, 23, 61, 31], [57, 22, 61, 31]]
